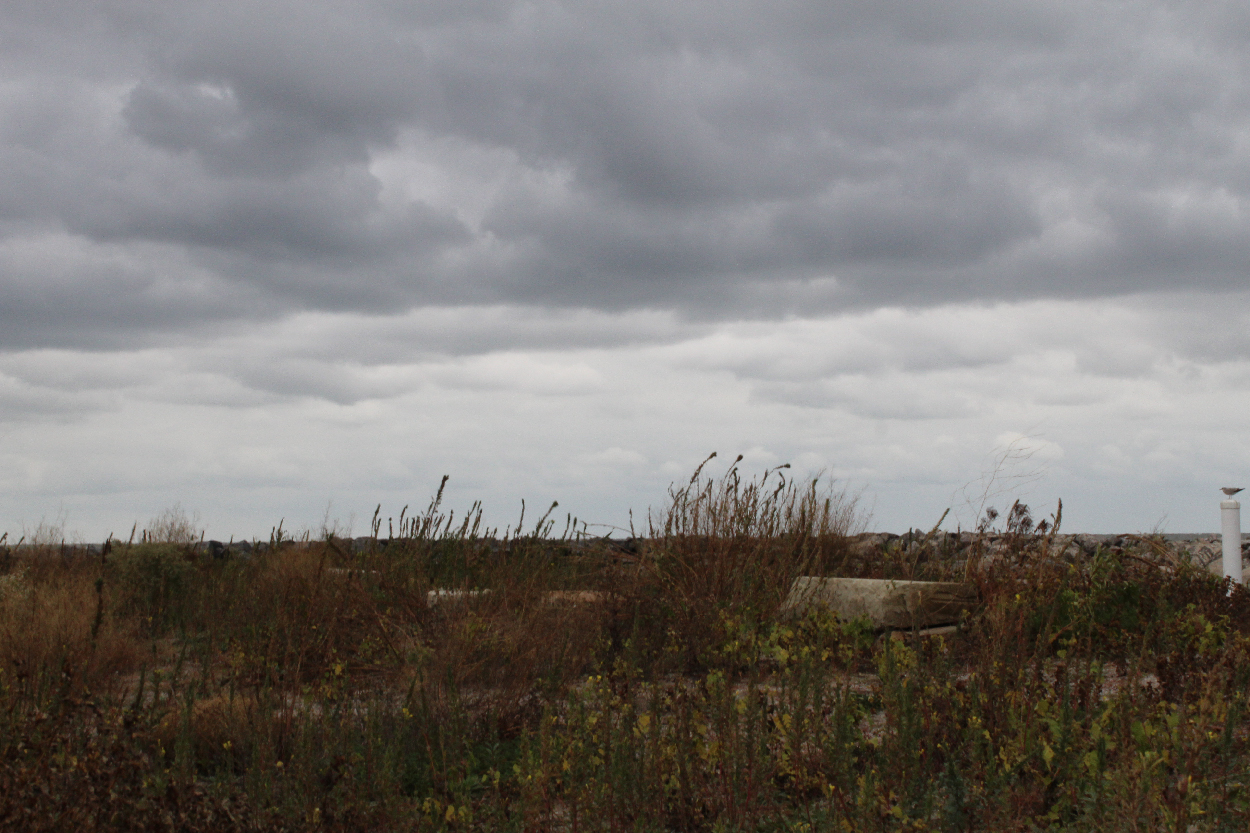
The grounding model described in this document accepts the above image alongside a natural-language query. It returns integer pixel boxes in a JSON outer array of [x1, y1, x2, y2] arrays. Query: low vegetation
[[1, 456, 1248, 831]]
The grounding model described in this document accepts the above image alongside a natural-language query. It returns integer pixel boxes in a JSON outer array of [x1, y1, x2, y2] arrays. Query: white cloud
[[5, 1, 1250, 538], [579, 447, 647, 466], [0, 295, 1247, 537]]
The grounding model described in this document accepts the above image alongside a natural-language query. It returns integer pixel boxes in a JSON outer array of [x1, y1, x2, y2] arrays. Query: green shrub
[[110, 542, 194, 635]]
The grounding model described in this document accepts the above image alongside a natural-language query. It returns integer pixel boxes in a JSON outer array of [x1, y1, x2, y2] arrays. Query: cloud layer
[[2, 1, 1249, 536], [3, 296, 1248, 537], [5, 0, 1250, 345]]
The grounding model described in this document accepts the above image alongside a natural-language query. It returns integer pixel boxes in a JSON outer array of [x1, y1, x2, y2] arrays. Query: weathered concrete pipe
[[1222, 497, 1243, 584]]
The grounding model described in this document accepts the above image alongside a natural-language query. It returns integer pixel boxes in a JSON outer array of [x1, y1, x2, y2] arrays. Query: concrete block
[[780, 576, 978, 629]]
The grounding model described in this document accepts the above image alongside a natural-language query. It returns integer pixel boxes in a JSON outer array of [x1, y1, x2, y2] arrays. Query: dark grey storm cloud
[[2, 0, 1249, 347]]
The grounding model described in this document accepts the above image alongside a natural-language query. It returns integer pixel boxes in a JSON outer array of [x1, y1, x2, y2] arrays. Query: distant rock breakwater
[[10, 531, 1246, 576]]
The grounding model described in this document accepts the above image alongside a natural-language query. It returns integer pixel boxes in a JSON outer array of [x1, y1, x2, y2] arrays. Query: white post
[[1222, 498, 1242, 584]]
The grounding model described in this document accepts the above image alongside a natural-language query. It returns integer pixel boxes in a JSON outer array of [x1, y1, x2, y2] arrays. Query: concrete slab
[[780, 576, 978, 629]]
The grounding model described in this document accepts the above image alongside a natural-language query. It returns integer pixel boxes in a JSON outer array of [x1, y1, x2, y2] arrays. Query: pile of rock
[[13, 531, 1241, 578], [844, 530, 1245, 576]]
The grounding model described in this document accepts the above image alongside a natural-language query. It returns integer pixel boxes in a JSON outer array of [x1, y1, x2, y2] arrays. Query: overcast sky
[[2, 0, 1249, 540]]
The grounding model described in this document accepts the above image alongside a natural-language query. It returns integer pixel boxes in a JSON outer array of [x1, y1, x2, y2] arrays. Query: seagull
[[1222, 487, 1245, 497]]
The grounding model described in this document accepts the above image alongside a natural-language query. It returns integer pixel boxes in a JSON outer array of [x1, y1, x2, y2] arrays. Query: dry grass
[[623, 453, 865, 671], [3, 466, 1250, 831], [0, 556, 139, 700]]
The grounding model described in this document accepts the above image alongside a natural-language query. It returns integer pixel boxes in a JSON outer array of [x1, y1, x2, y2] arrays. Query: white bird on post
[[1223, 487, 1244, 497]]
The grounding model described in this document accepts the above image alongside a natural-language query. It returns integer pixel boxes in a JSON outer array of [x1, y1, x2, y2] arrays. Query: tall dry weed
[[142, 503, 202, 546], [207, 543, 400, 688], [0, 557, 138, 700], [625, 453, 865, 671]]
